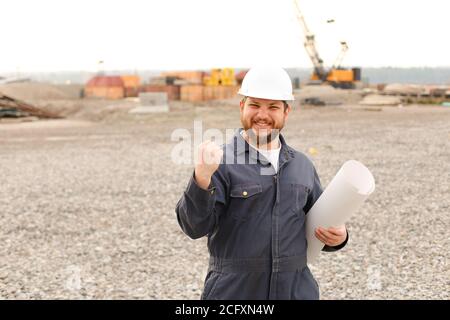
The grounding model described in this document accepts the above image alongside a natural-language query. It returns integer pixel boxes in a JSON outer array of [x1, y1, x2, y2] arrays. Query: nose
[[256, 107, 269, 120]]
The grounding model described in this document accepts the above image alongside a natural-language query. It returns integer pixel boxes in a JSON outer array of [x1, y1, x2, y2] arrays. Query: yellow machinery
[[293, 0, 360, 89], [311, 67, 358, 83], [203, 68, 236, 86]]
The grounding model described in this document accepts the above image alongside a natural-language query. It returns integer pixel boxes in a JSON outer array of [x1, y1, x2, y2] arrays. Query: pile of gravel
[[0, 103, 448, 299]]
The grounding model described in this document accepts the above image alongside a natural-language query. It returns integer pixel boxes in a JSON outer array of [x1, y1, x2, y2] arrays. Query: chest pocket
[[292, 183, 310, 216], [229, 183, 263, 222]]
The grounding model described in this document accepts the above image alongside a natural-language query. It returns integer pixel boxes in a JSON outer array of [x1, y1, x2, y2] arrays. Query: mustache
[[245, 128, 280, 146], [253, 118, 272, 123]]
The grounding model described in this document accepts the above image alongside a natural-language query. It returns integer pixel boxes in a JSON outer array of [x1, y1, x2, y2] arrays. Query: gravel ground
[[0, 103, 449, 299]]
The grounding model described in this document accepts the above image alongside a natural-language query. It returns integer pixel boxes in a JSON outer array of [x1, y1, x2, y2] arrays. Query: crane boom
[[332, 41, 349, 69], [293, 0, 327, 80], [292, 0, 359, 89]]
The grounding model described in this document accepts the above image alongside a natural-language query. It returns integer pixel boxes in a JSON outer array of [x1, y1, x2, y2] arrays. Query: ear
[[239, 100, 245, 112], [284, 103, 292, 119]]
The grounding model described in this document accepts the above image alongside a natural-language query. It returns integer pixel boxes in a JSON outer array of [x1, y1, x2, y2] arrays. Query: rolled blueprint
[[306, 160, 375, 264]]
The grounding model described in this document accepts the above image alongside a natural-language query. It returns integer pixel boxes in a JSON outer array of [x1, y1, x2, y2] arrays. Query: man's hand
[[315, 225, 347, 247], [194, 140, 223, 190]]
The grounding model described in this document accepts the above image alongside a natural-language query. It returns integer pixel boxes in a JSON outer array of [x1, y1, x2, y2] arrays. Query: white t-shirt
[[240, 130, 281, 172]]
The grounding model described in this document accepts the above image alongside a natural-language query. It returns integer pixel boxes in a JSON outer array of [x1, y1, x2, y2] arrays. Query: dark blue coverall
[[176, 129, 348, 300]]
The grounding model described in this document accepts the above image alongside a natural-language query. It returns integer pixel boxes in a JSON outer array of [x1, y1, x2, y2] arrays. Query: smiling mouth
[[253, 121, 272, 128]]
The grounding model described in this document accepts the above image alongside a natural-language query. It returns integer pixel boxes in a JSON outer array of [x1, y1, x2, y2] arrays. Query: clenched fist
[[194, 140, 223, 190]]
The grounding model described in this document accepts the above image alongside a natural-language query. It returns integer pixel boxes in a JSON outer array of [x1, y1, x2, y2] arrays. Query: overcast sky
[[1, 0, 449, 72]]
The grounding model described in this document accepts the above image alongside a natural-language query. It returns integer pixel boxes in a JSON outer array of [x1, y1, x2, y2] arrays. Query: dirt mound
[[383, 83, 424, 95], [0, 83, 82, 101], [359, 94, 403, 106]]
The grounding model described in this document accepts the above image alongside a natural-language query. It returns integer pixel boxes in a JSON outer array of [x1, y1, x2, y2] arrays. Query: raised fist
[[194, 140, 223, 190]]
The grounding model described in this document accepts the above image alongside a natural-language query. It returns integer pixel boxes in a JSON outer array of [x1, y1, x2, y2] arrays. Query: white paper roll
[[306, 160, 375, 264]]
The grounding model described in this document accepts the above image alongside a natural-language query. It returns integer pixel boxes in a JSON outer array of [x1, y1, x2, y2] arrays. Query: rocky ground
[[0, 102, 448, 299]]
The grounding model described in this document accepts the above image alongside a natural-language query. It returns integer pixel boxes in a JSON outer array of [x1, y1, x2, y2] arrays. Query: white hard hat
[[238, 67, 294, 101]]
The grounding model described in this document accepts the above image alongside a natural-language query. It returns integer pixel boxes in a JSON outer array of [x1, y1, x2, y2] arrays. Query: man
[[175, 67, 348, 300]]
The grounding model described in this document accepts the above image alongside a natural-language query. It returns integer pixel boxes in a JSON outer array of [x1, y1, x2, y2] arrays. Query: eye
[[249, 104, 259, 108], [270, 106, 280, 110]]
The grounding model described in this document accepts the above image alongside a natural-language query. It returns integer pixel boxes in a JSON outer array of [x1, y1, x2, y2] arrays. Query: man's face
[[240, 96, 291, 146]]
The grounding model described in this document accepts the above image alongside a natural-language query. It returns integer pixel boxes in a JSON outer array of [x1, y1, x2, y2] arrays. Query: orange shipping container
[[180, 85, 239, 102], [180, 85, 204, 102], [85, 76, 125, 99], [161, 71, 204, 84], [125, 87, 139, 98], [120, 75, 140, 88], [85, 87, 124, 100], [142, 84, 180, 100], [202, 85, 239, 101]]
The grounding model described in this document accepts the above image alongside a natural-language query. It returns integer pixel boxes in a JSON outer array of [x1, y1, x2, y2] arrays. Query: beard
[[240, 115, 284, 148]]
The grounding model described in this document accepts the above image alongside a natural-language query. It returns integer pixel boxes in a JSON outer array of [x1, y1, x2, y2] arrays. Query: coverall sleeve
[[305, 165, 349, 252], [175, 165, 229, 240]]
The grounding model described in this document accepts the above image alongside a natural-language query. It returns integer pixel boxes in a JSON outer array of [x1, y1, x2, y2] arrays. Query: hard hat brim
[[238, 89, 295, 101]]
